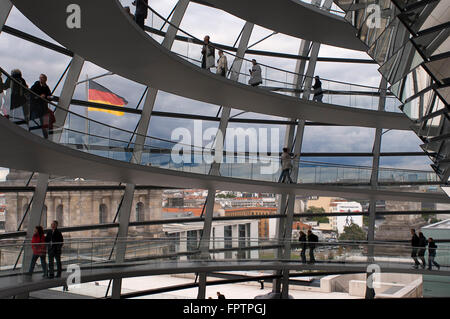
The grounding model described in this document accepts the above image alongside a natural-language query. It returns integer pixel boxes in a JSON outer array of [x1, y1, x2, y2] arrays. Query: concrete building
[[330, 201, 363, 234], [3, 170, 164, 238], [163, 219, 259, 260], [225, 207, 277, 239]]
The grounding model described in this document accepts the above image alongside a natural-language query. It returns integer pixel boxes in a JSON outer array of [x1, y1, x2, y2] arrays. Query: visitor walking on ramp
[[418, 231, 427, 269], [427, 238, 440, 270], [299, 231, 307, 264], [46, 220, 64, 278], [201, 36, 215, 71], [278, 147, 296, 184], [28, 226, 48, 278], [133, 0, 148, 30], [248, 59, 262, 87], [307, 229, 318, 264], [410, 229, 420, 269], [312, 75, 323, 102], [216, 50, 228, 77]]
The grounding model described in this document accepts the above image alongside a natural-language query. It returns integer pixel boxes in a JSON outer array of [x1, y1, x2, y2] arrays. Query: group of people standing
[[410, 229, 440, 270], [201, 36, 262, 86], [28, 221, 64, 278], [1, 69, 55, 139], [298, 230, 319, 264]]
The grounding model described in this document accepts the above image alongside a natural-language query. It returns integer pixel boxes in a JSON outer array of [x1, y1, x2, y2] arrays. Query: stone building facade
[[3, 170, 163, 238]]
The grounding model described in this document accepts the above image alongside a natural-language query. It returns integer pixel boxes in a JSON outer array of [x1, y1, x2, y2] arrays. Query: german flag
[[88, 80, 128, 116]]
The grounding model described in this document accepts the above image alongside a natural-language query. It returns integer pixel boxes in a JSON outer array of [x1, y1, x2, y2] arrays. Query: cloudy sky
[[0, 0, 433, 181]]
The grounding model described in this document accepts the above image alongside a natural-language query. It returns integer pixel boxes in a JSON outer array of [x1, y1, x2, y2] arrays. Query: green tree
[[312, 216, 329, 224], [307, 206, 325, 214], [363, 216, 369, 227], [339, 223, 366, 241]]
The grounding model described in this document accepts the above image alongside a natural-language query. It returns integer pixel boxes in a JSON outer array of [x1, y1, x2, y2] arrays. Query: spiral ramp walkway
[[0, 258, 448, 299], [1, 115, 446, 202], [193, 0, 450, 180], [8, 0, 411, 130], [1, 0, 449, 299], [192, 0, 367, 51]]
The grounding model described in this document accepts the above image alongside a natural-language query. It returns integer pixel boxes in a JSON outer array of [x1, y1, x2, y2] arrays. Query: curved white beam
[[9, 0, 410, 130], [195, 0, 366, 51], [0, 117, 448, 204]]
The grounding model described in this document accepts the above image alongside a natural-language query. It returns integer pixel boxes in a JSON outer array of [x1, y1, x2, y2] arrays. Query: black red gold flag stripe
[[88, 80, 128, 116]]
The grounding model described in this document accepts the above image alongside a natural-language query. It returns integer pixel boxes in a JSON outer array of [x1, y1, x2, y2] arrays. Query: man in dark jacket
[[312, 76, 323, 102], [427, 238, 440, 270], [410, 229, 420, 269], [307, 229, 319, 264], [298, 231, 307, 264], [4, 69, 28, 121], [216, 291, 226, 299], [30, 74, 52, 138], [46, 220, 64, 278], [417, 232, 427, 269], [133, 0, 148, 30]]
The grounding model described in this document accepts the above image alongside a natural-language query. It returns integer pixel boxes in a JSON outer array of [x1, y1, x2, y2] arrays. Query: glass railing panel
[[0, 67, 438, 185], [379, 42, 424, 86]]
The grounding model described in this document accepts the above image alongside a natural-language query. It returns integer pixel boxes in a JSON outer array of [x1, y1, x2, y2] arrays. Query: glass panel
[[379, 42, 424, 85], [425, 56, 450, 83]]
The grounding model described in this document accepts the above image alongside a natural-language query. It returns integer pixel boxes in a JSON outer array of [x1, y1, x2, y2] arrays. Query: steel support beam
[[0, 0, 12, 31], [17, 173, 49, 299], [133, 0, 190, 162], [197, 22, 254, 298], [112, 1, 191, 298], [209, 22, 254, 176], [368, 77, 388, 255], [21, 173, 49, 272], [280, 0, 332, 299], [196, 188, 216, 299], [52, 54, 84, 141], [111, 183, 136, 299]]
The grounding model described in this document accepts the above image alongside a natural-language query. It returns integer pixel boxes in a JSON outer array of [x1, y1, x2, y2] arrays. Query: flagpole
[[85, 74, 89, 146]]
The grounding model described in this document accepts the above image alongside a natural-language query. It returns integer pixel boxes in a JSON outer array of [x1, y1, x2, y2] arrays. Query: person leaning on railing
[[30, 74, 52, 139], [298, 231, 307, 264]]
